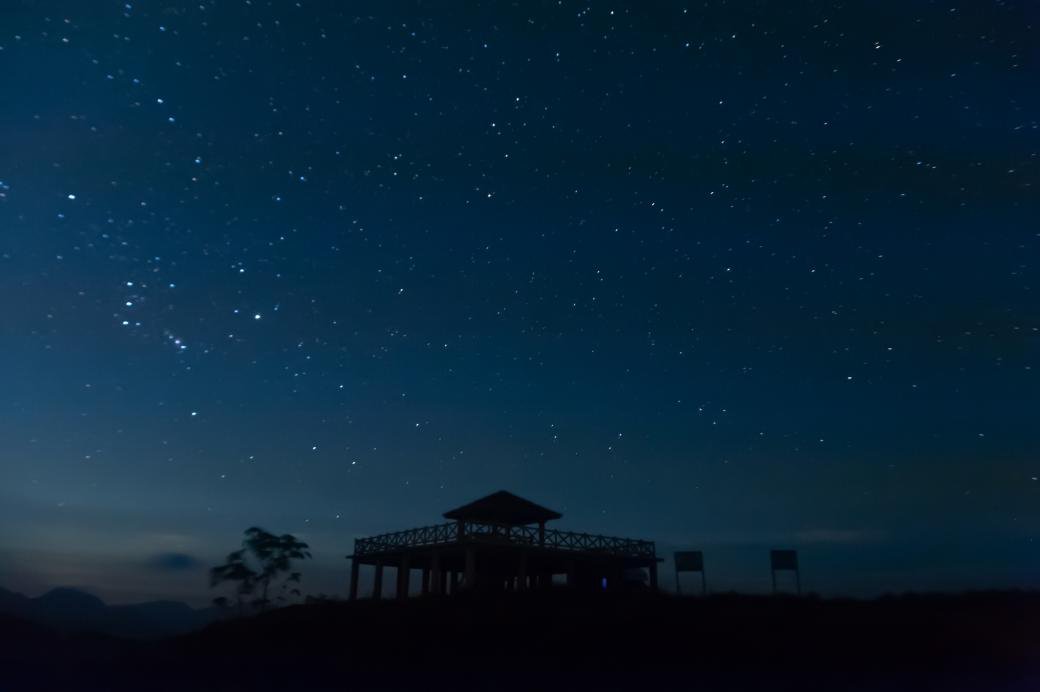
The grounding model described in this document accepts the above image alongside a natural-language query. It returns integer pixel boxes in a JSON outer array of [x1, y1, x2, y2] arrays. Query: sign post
[[673, 550, 707, 595]]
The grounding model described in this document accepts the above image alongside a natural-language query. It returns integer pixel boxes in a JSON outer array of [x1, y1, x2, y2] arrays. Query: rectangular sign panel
[[770, 549, 798, 571], [674, 550, 704, 572]]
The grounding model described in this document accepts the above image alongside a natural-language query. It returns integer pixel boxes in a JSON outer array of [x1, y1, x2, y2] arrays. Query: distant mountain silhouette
[[0, 586, 217, 639]]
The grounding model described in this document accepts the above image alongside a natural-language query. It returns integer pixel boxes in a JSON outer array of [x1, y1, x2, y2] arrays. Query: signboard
[[769, 549, 801, 595], [674, 550, 707, 595], [674, 550, 704, 572], [770, 549, 798, 571]]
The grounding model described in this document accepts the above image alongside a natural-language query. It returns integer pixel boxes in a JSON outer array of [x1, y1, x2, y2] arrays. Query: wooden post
[[450, 570, 459, 593], [649, 562, 658, 591], [518, 551, 528, 591], [464, 547, 476, 590], [349, 558, 360, 601], [421, 568, 430, 596], [566, 560, 577, 588], [373, 561, 384, 600], [538, 521, 545, 546], [397, 556, 410, 600]]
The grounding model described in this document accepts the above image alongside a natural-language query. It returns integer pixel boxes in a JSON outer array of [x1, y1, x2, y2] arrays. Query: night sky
[[1, 1, 1037, 605]]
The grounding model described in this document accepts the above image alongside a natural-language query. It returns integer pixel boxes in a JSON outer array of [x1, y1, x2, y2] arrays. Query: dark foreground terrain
[[2, 590, 1037, 691]]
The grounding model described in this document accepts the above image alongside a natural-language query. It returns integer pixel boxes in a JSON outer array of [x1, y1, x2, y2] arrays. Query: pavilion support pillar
[[566, 560, 577, 588], [464, 547, 476, 590], [397, 556, 411, 600], [421, 568, 430, 596], [373, 561, 384, 600], [518, 551, 529, 591], [649, 562, 659, 591], [430, 552, 443, 595], [348, 558, 360, 601], [538, 521, 545, 546], [450, 570, 459, 593]]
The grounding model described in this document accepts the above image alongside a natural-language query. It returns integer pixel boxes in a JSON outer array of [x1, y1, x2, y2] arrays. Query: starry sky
[[0, 1, 1037, 605]]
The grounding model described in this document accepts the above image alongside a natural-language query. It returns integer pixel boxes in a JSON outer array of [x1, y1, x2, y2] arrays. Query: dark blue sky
[[0, 1, 1037, 605]]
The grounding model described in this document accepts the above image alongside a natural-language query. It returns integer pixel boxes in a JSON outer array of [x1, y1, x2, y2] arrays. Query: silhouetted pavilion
[[348, 490, 660, 599]]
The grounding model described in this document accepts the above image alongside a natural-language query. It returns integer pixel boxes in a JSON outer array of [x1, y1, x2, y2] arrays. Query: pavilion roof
[[443, 490, 562, 525]]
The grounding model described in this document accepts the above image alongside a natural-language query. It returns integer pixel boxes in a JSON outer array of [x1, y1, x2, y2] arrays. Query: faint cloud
[[146, 552, 202, 572]]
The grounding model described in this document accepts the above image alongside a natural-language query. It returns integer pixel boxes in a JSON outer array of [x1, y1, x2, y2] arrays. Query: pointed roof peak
[[443, 490, 562, 525]]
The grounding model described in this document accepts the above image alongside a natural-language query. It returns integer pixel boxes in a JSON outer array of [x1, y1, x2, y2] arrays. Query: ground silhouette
[[3, 589, 1037, 690]]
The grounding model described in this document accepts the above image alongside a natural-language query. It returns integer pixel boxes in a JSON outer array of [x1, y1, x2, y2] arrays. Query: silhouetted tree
[[210, 596, 233, 619], [210, 549, 257, 615], [210, 527, 311, 614]]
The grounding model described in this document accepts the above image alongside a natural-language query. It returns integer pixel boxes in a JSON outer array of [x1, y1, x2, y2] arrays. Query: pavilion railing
[[353, 521, 655, 559]]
